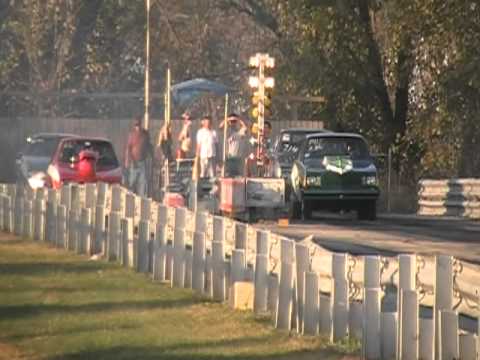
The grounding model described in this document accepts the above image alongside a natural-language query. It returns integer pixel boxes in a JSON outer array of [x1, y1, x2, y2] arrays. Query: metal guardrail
[[418, 179, 480, 219]]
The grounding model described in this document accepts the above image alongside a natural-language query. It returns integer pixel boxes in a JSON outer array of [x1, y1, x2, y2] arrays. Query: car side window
[[60, 144, 73, 163], [94, 142, 118, 167]]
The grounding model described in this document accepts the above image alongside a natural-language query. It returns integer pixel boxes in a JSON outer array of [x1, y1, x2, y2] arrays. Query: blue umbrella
[[171, 78, 232, 106]]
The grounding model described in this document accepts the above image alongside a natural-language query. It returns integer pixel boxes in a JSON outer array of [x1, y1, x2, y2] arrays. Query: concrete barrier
[[418, 178, 480, 219]]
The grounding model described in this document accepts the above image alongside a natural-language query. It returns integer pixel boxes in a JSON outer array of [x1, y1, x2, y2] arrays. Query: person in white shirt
[[196, 116, 218, 178]]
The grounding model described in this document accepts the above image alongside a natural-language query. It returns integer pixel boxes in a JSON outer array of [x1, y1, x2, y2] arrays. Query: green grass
[[0, 233, 359, 360]]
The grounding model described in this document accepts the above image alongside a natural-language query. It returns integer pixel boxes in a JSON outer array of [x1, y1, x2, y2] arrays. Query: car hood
[[304, 158, 376, 174]]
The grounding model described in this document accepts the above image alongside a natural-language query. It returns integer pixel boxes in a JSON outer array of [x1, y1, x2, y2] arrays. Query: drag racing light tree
[[248, 53, 275, 175]]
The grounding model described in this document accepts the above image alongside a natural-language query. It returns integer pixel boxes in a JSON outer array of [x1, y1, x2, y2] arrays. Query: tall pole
[[164, 67, 172, 189], [166, 67, 171, 126], [222, 93, 229, 177], [144, 0, 151, 129], [257, 57, 266, 174]]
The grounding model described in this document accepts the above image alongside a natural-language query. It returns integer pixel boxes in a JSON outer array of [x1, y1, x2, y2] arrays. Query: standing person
[[219, 113, 249, 176], [158, 122, 173, 162], [195, 116, 218, 179], [264, 120, 273, 153], [124, 117, 153, 196], [177, 112, 192, 159]]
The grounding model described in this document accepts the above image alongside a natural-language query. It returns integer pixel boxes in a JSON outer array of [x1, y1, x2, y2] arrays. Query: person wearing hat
[[177, 112, 192, 159], [124, 116, 153, 196], [219, 113, 250, 176]]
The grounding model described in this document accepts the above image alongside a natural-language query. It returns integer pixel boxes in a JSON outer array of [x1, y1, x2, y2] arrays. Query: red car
[[46, 137, 122, 189]]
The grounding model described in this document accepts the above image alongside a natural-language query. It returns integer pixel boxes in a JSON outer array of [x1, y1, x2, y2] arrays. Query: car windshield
[[25, 138, 61, 158], [60, 139, 119, 168], [276, 132, 312, 154], [303, 137, 369, 161]]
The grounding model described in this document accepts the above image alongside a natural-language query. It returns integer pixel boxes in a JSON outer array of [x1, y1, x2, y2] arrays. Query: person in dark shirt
[[125, 117, 153, 196]]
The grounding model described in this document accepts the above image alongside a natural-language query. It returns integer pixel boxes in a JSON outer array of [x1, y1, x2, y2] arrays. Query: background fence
[[0, 182, 479, 359], [0, 116, 325, 180]]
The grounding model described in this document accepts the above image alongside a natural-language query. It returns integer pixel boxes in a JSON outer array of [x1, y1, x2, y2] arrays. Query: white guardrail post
[[397, 254, 416, 359], [212, 216, 226, 302], [332, 253, 349, 341], [276, 238, 294, 331], [295, 242, 309, 333], [0, 193, 4, 231], [94, 204, 105, 255], [137, 220, 150, 273], [23, 198, 33, 240], [381, 312, 397, 359], [153, 205, 168, 281], [364, 288, 381, 360], [303, 271, 319, 336], [363, 255, 381, 360], [45, 188, 57, 245], [3, 194, 10, 233], [193, 230, 207, 293], [56, 204, 67, 248], [107, 211, 121, 261], [459, 332, 477, 360], [435, 255, 454, 359], [140, 197, 152, 272], [200, 213, 213, 297], [254, 230, 269, 315], [439, 310, 459, 359], [96, 182, 108, 209], [34, 190, 45, 241], [121, 218, 133, 267], [78, 207, 92, 254], [172, 207, 186, 288], [13, 186, 23, 236], [164, 207, 174, 282], [400, 289, 419, 359]]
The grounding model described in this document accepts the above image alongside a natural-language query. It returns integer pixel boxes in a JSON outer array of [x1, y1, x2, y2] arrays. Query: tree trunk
[[393, 35, 414, 144], [357, 0, 395, 151]]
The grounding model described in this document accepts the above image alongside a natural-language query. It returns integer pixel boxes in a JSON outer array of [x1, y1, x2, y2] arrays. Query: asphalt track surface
[[258, 212, 480, 264], [258, 212, 480, 333]]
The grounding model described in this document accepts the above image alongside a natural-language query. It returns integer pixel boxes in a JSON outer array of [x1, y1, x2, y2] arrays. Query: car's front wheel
[[357, 200, 377, 221], [302, 199, 313, 221], [288, 194, 301, 220]]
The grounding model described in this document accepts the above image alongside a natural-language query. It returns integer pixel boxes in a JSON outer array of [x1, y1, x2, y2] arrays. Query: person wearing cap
[[125, 116, 153, 196], [219, 113, 249, 176], [177, 112, 192, 159]]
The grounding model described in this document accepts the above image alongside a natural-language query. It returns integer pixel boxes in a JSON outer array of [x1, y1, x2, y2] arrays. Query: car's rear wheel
[[357, 200, 377, 221]]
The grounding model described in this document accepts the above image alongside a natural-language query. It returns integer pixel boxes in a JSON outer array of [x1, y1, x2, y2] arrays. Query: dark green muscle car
[[290, 132, 379, 220]]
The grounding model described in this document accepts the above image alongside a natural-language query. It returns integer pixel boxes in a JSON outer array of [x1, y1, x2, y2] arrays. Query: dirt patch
[[0, 342, 25, 360]]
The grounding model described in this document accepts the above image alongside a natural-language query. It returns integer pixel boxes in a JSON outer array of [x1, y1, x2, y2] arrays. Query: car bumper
[[302, 188, 380, 201]]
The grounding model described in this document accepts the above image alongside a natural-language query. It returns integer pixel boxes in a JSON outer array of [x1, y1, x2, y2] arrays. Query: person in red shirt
[[125, 117, 153, 196], [77, 148, 98, 183]]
